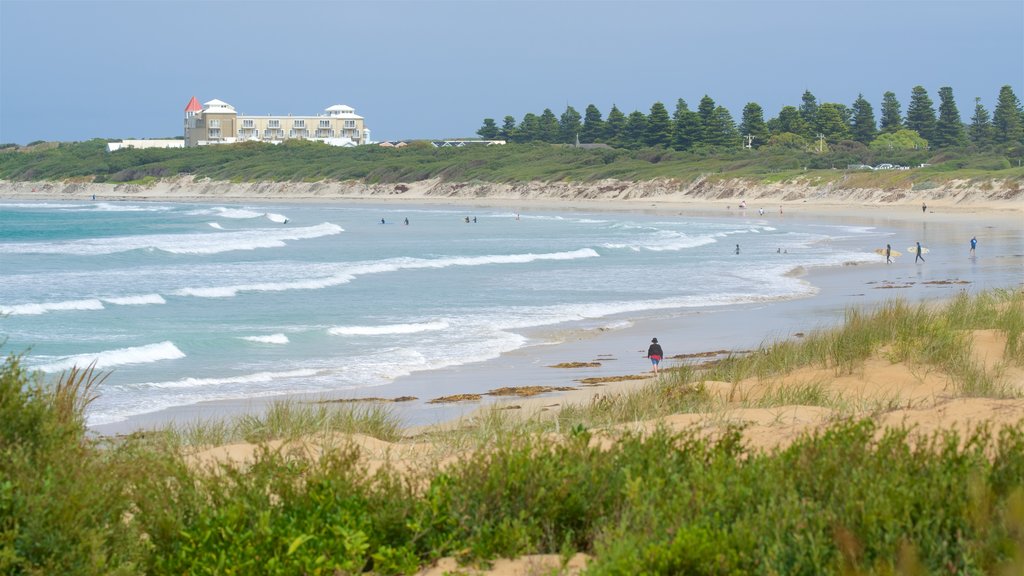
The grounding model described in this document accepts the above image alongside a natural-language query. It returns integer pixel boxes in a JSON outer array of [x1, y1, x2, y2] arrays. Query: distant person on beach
[[915, 241, 925, 263], [759, 208, 765, 216], [465, 216, 470, 223], [473, 216, 477, 223], [885, 243, 892, 264], [779, 206, 783, 214], [735, 244, 740, 255], [970, 236, 977, 256], [404, 217, 409, 225], [646, 338, 663, 375], [381, 218, 386, 224], [922, 202, 927, 213]]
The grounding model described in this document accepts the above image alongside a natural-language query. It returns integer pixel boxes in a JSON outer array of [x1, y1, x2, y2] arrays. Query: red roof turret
[[184, 96, 202, 113]]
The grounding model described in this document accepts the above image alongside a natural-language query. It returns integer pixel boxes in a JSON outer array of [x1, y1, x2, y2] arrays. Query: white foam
[[264, 212, 289, 223], [0, 298, 105, 315], [208, 222, 224, 230], [32, 341, 185, 373], [0, 223, 343, 255], [604, 232, 717, 252], [329, 321, 450, 336], [134, 368, 319, 390], [104, 294, 166, 306], [210, 207, 265, 219], [241, 334, 290, 344]]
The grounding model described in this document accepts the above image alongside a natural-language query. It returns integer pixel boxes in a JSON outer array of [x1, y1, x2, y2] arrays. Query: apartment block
[[183, 97, 371, 147]]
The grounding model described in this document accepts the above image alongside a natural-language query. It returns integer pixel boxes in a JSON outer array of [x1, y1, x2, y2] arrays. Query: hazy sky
[[1, 0, 1022, 144]]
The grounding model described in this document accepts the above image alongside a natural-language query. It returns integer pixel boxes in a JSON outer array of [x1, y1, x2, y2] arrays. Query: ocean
[[1, 199, 1013, 429]]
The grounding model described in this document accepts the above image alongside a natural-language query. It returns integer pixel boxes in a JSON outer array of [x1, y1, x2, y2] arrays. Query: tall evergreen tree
[[849, 94, 877, 144], [644, 101, 673, 147], [604, 105, 626, 145], [799, 90, 818, 138], [703, 106, 739, 147], [671, 98, 702, 151], [879, 91, 902, 133], [580, 104, 604, 143], [969, 97, 993, 147], [815, 103, 850, 142], [933, 86, 966, 148], [622, 110, 648, 149], [697, 95, 716, 132], [992, 85, 1024, 145], [499, 116, 517, 141], [537, 108, 559, 142], [515, 113, 540, 143], [773, 106, 807, 136], [476, 118, 499, 139], [738, 102, 768, 148], [905, 86, 937, 143], [558, 105, 582, 144]]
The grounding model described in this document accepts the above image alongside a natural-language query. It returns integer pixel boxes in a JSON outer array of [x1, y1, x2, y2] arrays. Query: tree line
[[477, 85, 1024, 153]]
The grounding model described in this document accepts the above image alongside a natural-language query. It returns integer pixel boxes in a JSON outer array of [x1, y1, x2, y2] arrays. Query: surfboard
[[874, 248, 901, 257], [908, 246, 930, 254]]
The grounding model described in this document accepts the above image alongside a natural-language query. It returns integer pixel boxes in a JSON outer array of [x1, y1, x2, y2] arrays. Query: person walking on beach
[[970, 236, 977, 256], [735, 244, 740, 255], [922, 202, 927, 213], [646, 338, 663, 375], [885, 243, 892, 264], [915, 241, 925, 263], [404, 217, 409, 225]]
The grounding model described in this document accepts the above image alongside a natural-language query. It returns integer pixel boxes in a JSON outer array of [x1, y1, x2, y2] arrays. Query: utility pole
[[817, 133, 825, 153], [744, 134, 753, 149]]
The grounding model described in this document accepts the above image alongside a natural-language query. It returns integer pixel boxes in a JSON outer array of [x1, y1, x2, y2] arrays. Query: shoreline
[[61, 189, 1023, 436]]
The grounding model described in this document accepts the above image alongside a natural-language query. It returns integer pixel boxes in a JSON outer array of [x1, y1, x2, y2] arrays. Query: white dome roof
[[326, 104, 354, 112]]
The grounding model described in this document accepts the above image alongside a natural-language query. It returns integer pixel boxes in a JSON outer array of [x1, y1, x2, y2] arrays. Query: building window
[[294, 120, 305, 128], [242, 119, 254, 128], [320, 119, 331, 128], [209, 128, 221, 139], [268, 120, 280, 128], [344, 120, 356, 128], [209, 119, 221, 128]]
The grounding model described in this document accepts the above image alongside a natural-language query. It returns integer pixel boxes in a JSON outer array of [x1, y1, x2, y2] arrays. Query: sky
[[1, 0, 1022, 144]]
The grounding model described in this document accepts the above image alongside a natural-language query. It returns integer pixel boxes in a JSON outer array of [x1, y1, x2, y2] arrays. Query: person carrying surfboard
[[915, 241, 925, 263], [886, 244, 892, 264]]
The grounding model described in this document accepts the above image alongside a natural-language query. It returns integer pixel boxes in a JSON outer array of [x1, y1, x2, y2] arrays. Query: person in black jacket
[[647, 338, 664, 375]]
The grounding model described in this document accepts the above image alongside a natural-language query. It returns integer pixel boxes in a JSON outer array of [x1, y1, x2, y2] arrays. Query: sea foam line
[[240, 334, 290, 344], [0, 223, 342, 255], [175, 248, 600, 298], [133, 368, 320, 390], [0, 298, 105, 316], [329, 321, 450, 336], [31, 341, 186, 373]]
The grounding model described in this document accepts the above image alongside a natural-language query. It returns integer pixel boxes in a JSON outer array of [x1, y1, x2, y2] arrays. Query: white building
[[183, 97, 371, 147]]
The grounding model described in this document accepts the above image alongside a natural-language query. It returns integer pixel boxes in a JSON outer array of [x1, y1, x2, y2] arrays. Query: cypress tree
[[645, 101, 673, 147], [538, 109, 559, 143], [580, 104, 604, 143], [704, 106, 739, 147], [815, 103, 850, 142], [799, 90, 818, 138], [671, 98, 701, 151], [933, 86, 966, 148], [499, 116, 517, 141], [879, 91, 902, 133], [604, 105, 626, 145], [515, 113, 540, 143], [697, 95, 717, 146], [969, 97, 993, 147], [774, 106, 807, 136], [905, 86, 937, 143], [992, 85, 1024, 145], [476, 118, 499, 140], [622, 111, 648, 149], [849, 94, 877, 144], [738, 102, 768, 148], [558, 105, 582, 144]]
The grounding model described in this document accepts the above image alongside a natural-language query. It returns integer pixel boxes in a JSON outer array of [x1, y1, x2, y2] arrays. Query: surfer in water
[[646, 338, 663, 375], [970, 236, 977, 256], [915, 241, 925, 263]]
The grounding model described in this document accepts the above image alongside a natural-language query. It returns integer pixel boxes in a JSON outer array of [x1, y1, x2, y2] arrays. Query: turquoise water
[[1, 200, 888, 426]]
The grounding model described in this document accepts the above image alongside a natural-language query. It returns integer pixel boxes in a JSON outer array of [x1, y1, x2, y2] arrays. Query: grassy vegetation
[[3, 290, 1024, 574], [1, 138, 1022, 189]]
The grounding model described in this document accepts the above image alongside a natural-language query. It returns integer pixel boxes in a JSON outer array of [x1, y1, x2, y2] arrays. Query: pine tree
[[773, 106, 807, 136], [558, 105, 582, 144], [515, 113, 540, 143], [580, 104, 604, 143], [476, 118, 499, 139], [815, 103, 850, 142], [499, 116, 517, 141], [671, 98, 701, 151], [703, 106, 739, 147], [538, 109, 559, 143], [969, 97, 993, 147], [905, 86, 936, 143], [622, 111, 648, 149], [604, 105, 626, 145], [932, 86, 966, 148], [879, 91, 902, 133], [849, 94, 877, 144], [697, 95, 716, 131], [799, 90, 818, 138], [738, 102, 768, 148], [992, 85, 1024, 145], [644, 101, 672, 147]]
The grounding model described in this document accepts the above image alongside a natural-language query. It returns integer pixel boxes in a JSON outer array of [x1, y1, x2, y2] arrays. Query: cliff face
[[2, 176, 1022, 206]]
